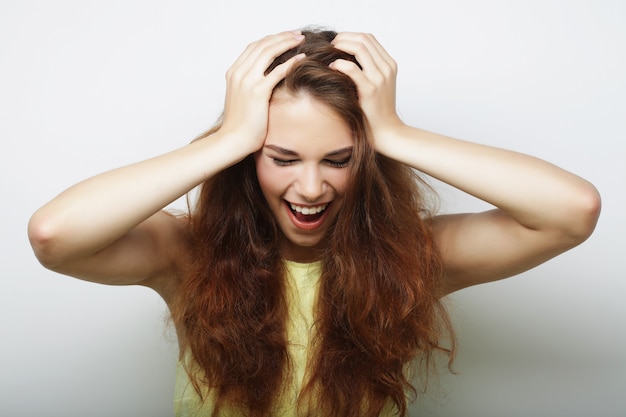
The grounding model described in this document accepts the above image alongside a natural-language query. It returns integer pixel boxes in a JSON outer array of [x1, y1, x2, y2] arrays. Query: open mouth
[[285, 201, 330, 229]]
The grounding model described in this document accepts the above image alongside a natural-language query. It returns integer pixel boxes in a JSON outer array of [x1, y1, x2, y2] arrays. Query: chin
[[279, 232, 326, 260], [288, 235, 324, 249]]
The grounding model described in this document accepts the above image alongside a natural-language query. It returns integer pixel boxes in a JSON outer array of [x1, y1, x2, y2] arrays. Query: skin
[[28, 30, 601, 308], [329, 32, 601, 293], [255, 90, 354, 263]]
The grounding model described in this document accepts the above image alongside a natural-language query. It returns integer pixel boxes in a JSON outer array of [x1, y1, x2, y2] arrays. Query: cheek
[[255, 160, 284, 199], [329, 170, 351, 194]]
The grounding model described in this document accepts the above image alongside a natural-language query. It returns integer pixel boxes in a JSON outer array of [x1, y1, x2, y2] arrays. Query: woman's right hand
[[219, 31, 305, 156], [27, 31, 305, 296]]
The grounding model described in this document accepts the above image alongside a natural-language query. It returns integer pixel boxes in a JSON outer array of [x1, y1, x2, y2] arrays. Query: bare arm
[[391, 128, 601, 294], [331, 32, 601, 294], [28, 134, 240, 296], [28, 31, 306, 299]]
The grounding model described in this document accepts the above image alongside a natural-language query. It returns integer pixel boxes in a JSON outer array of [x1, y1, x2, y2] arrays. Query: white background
[[2, 1, 624, 416]]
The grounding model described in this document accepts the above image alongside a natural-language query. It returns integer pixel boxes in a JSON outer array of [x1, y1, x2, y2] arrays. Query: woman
[[28, 28, 601, 417]]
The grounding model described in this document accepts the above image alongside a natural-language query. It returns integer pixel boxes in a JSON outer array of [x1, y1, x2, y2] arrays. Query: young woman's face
[[254, 90, 354, 262]]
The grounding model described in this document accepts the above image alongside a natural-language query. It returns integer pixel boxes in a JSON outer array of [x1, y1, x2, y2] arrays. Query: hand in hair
[[219, 31, 306, 157], [330, 32, 403, 151], [330, 32, 600, 294]]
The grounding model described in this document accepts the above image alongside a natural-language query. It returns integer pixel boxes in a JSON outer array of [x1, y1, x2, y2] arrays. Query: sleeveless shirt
[[174, 261, 321, 416]]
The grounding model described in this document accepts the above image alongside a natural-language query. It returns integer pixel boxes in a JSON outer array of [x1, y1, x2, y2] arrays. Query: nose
[[295, 164, 326, 202]]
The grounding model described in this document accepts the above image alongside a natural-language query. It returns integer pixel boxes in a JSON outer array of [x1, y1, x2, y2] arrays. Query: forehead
[[266, 91, 354, 152]]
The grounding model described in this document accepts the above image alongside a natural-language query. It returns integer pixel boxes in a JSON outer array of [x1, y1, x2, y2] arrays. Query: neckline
[[283, 259, 323, 269]]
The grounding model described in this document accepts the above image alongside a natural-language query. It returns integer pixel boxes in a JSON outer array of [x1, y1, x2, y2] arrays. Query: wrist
[[369, 119, 409, 157]]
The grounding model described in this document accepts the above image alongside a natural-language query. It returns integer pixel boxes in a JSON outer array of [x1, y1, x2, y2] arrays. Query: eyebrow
[[264, 144, 353, 158]]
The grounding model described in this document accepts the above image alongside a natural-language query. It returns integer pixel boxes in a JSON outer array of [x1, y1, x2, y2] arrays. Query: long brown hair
[[170, 28, 455, 417]]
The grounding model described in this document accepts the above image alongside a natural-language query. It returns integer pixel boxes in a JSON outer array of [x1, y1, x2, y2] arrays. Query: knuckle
[[240, 76, 256, 90], [248, 39, 262, 48], [354, 32, 368, 41], [371, 73, 385, 86], [382, 64, 396, 78], [353, 42, 368, 55], [334, 60, 355, 73], [360, 82, 376, 97], [248, 81, 268, 98], [227, 68, 243, 84]]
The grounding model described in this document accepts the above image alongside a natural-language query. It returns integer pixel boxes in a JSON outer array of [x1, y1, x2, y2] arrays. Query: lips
[[285, 200, 331, 230]]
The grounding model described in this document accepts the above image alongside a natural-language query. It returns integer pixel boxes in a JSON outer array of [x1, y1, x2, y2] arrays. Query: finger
[[329, 58, 373, 94], [333, 32, 391, 59], [232, 30, 300, 67], [250, 33, 304, 77], [332, 32, 396, 74], [331, 38, 390, 94], [264, 52, 306, 88], [332, 38, 381, 75], [229, 31, 304, 80]]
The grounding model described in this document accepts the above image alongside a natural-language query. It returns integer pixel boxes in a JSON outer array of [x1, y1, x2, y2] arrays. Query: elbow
[[562, 182, 602, 246], [27, 210, 67, 270]]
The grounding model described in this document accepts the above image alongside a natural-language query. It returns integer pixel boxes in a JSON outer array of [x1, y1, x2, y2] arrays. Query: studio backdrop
[[1, 1, 624, 416]]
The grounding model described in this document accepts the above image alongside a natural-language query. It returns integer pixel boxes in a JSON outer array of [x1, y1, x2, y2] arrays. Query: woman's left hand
[[330, 32, 404, 152]]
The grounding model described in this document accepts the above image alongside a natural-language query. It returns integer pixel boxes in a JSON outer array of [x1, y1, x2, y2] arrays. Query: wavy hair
[[169, 28, 455, 417]]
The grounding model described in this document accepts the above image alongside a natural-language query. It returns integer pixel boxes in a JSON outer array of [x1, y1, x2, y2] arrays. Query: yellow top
[[174, 260, 321, 417], [173, 261, 397, 416]]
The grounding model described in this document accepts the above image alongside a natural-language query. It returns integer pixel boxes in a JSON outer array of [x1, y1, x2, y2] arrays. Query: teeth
[[290, 203, 328, 215]]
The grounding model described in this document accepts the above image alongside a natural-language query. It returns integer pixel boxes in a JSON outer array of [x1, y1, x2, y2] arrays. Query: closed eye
[[272, 158, 297, 166], [324, 157, 351, 168]]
